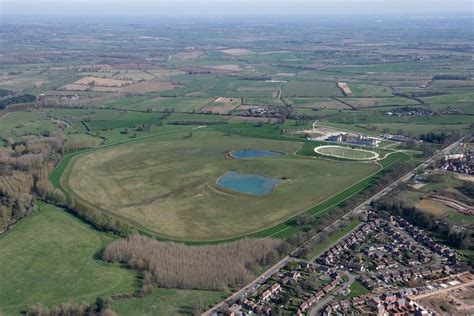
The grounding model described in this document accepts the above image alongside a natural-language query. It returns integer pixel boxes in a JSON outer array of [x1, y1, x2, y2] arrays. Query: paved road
[[202, 256, 298, 316], [202, 138, 464, 316]]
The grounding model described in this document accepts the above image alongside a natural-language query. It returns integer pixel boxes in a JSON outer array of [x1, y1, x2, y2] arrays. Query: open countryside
[[63, 131, 379, 240], [0, 2, 473, 316]]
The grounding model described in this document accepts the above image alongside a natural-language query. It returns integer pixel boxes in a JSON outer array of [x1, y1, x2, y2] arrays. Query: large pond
[[230, 149, 283, 159], [217, 171, 283, 196]]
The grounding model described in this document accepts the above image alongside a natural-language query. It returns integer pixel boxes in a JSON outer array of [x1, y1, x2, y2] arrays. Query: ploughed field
[[63, 131, 379, 240]]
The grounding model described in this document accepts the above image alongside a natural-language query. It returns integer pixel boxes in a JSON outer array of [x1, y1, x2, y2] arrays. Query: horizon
[[1, 0, 472, 18]]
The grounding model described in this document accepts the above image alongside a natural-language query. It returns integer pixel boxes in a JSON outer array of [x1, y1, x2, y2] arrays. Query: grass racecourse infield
[[60, 130, 381, 241]]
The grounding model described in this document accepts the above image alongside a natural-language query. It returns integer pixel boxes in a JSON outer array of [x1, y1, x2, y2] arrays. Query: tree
[[422, 146, 435, 158], [94, 297, 110, 314], [296, 212, 312, 226]]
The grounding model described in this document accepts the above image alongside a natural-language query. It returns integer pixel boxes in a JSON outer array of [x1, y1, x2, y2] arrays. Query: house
[[291, 271, 301, 281], [307, 296, 317, 307], [300, 262, 316, 271], [259, 290, 272, 301], [270, 282, 281, 294], [352, 297, 365, 306], [330, 302, 341, 311], [370, 297, 382, 308], [382, 293, 397, 303], [299, 301, 309, 312], [315, 291, 325, 300], [323, 305, 332, 315], [340, 300, 351, 310]]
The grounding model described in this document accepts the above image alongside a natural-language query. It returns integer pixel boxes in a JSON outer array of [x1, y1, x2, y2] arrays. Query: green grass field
[[421, 92, 474, 104], [0, 202, 137, 315], [286, 97, 349, 109], [365, 123, 470, 137], [335, 280, 370, 300], [122, 97, 214, 112], [112, 288, 226, 316], [0, 111, 58, 140], [347, 83, 393, 97], [282, 81, 343, 98], [342, 97, 420, 108], [62, 131, 379, 241]]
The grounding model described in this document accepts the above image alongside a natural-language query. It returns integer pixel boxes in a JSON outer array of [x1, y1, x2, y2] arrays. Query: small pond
[[217, 171, 283, 196], [230, 149, 283, 159]]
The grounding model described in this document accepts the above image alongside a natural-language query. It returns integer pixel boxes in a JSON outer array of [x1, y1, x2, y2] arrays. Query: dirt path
[[430, 195, 473, 215], [411, 279, 474, 300]]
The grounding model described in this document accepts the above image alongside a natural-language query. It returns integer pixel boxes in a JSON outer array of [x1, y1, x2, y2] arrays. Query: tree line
[[103, 235, 289, 292], [66, 197, 132, 236], [420, 131, 462, 144], [0, 136, 65, 232], [0, 93, 36, 109], [26, 297, 116, 316]]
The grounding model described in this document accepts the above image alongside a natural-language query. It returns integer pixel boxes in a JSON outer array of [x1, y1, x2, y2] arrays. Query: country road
[[203, 137, 464, 316]]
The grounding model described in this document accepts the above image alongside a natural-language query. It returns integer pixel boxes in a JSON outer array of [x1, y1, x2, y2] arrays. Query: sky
[[1, 0, 472, 17]]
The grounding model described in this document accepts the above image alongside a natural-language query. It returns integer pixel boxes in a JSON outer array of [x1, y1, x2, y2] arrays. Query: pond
[[217, 171, 283, 196], [230, 149, 283, 159]]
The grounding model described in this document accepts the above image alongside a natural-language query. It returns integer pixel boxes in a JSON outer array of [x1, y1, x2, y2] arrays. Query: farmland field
[[118, 96, 214, 112], [112, 288, 226, 316], [62, 131, 379, 240], [282, 81, 343, 98], [342, 97, 421, 108], [1, 12, 472, 315], [286, 97, 350, 109], [0, 202, 136, 315]]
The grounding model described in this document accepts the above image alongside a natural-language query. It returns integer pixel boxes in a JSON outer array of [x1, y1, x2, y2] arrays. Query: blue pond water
[[230, 149, 283, 159], [217, 171, 283, 196]]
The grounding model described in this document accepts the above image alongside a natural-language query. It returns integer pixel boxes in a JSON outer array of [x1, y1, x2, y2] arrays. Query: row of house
[[391, 216, 458, 263], [321, 288, 431, 316], [259, 282, 281, 301], [369, 292, 430, 316], [318, 220, 377, 266], [323, 271, 474, 316], [299, 273, 341, 314], [241, 299, 272, 315], [385, 107, 434, 117], [442, 157, 474, 175], [360, 265, 452, 291], [231, 261, 324, 315]]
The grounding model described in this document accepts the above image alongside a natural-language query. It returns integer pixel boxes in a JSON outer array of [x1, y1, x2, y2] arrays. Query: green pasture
[[62, 131, 379, 241], [0, 202, 136, 315]]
